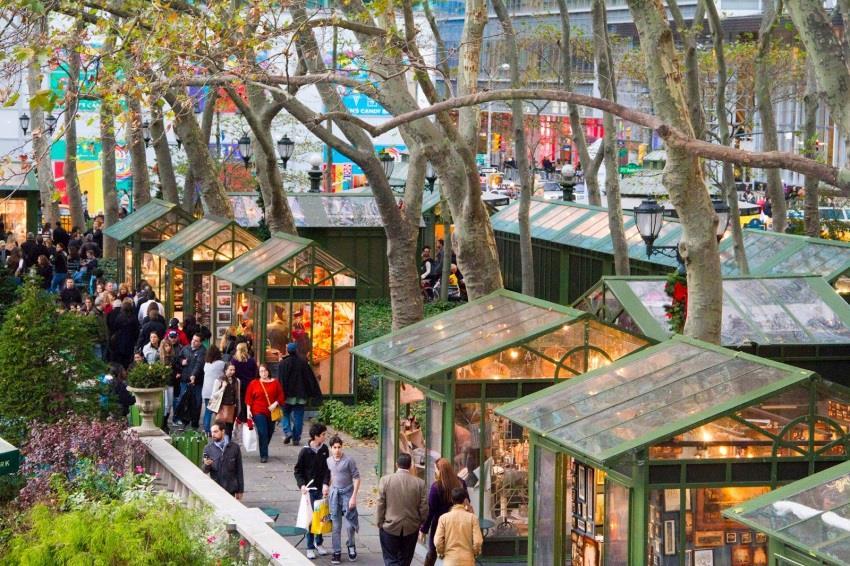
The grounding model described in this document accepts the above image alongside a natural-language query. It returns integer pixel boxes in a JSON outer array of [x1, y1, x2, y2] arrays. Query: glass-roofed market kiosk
[[102, 198, 193, 301], [575, 275, 850, 385], [724, 457, 850, 566], [498, 336, 850, 566], [213, 232, 360, 400], [148, 216, 260, 335], [351, 290, 650, 560]]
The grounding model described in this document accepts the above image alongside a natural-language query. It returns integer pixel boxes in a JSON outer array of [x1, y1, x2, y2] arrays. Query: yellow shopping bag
[[311, 498, 333, 535]]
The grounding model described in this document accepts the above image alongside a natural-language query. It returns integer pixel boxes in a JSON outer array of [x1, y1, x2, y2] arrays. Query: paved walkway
[[240, 423, 422, 565]]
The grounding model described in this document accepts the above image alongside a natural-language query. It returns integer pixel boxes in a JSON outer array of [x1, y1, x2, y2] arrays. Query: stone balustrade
[[141, 436, 311, 565]]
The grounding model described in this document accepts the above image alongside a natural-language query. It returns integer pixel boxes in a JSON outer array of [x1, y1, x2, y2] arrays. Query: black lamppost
[[45, 113, 57, 135], [634, 197, 731, 271], [379, 150, 395, 179], [19, 113, 30, 135], [238, 134, 252, 169], [175, 134, 182, 151], [277, 135, 295, 170], [141, 120, 151, 148], [308, 153, 323, 192], [425, 161, 437, 193], [560, 163, 577, 202]]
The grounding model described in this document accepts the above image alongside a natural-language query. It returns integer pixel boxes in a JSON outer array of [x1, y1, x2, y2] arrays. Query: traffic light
[[492, 133, 501, 153]]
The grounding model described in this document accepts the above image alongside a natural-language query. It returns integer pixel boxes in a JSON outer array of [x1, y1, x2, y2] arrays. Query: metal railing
[[141, 437, 311, 565]]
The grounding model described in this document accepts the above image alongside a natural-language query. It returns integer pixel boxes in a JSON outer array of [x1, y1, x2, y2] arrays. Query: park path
[[239, 424, 422, 565]]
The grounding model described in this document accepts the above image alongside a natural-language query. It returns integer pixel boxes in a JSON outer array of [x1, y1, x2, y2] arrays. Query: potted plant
[[126, 362, 172, 437]]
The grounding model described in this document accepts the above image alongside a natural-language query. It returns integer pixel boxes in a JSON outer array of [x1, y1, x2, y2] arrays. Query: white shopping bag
[[296, 480, 315, 530], [240, 420, 258, 453]]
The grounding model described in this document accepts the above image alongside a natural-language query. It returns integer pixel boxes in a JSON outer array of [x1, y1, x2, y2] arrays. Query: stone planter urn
[[126, 386, 167, 437]]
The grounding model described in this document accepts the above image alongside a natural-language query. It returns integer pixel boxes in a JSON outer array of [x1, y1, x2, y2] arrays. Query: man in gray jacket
[[377, 453, 428, 566], [203, 421, 244, 498]]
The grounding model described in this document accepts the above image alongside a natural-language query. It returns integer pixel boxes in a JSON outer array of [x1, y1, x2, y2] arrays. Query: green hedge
[[318, 400, 379, 439]]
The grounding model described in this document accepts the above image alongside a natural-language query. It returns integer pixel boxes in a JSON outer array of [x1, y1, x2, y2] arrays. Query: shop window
[[453, 402, 530, 536], [571, 461, 604, 566], [604, 481, 629, 566], [398, 384, 427, 479], [382, 381, 397, 475], [0, 199, 27, 244], [533, 447, 557, 565], [123, 248, 134, 288], [455, 349, 560, 380]]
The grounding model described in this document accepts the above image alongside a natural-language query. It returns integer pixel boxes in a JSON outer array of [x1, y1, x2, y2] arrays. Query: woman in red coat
[[245, 364, 284, 463]]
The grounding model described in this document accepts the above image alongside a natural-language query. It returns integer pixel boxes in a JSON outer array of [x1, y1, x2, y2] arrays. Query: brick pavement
[[239, 423, 422, 565]]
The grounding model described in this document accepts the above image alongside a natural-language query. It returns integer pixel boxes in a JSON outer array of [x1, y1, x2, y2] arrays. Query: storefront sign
[[0, 437, 19, 476]]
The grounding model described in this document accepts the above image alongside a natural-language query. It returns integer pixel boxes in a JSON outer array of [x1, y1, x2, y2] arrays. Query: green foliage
[[0, 267, 18, 325], [318, 400, 380, 439], [355, 374, 376, 404], [1, 496, 214, 566], [126, 361, 172, 388], [98, 257, 118, 284], [0, 280, 108, 432], [785, 217, 850, 241]]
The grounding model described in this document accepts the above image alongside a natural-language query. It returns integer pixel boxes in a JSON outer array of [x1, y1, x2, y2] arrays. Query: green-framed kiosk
[[102, 198, 193, 300], [575, 275, 850, 385], [351, 289, 651, 560], [212, 232, 360, 400], [497, 336, 850, 566], [724, 458, 850, 565], [0, 166, 39, 245], [491, 198, 850, 304], [148, 216, 260, 331]]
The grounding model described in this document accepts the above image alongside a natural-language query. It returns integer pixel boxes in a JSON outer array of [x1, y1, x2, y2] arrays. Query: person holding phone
[[202, 420, 244, 499]]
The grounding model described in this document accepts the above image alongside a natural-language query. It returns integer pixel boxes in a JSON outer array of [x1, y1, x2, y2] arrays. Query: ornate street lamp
[[141, 120, 151, 147], [238, 134, 252, 168], [308, 152, 323, 192], [19, 113, 30, 135], [277, 135, 295, 170], [45, 113, 58, 135], [379, 150, 395, 179], [425, 161, 437, 193], [560, 163, 577, 202]]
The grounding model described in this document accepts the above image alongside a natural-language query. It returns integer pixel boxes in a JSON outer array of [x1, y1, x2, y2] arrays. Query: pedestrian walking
[[377, 453, 428, 566], [50, 242, 68, 292], [420, 458, 469, 566], [211, 362, 240, 438], [202, 345, 225, 435], [294, 423, 331, 559], [278, 342, 322, 446], [244, 364, 283, 463], [203, 421, 244, 499], [141, 331, 161, 364], [108, 298, 140, 368], [136, 303, 167, 351], [175, 333, 206, 428], [327, 435, 360, 563], [434, 488, 482, 566], [232, 342, 258, 421]]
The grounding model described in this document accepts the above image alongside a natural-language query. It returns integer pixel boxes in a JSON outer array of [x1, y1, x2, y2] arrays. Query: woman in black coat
[[108, 298, 140, 368]]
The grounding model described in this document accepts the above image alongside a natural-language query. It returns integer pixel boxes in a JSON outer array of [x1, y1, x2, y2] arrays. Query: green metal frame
[[105, 198, 193, 293], [724, 458, 850, 566], [149, 218, 261, 318], [358, 291, 653, 562], [212, 233, 362, 401]]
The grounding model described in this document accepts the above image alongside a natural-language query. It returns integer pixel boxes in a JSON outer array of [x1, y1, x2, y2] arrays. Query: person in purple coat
[[419, 458, 469, 566]]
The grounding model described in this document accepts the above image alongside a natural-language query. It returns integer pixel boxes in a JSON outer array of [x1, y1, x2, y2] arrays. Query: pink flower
[[207, 536, 216, 544], [272, 553, 280, 559], [135, 465, 144, 474], [239, 539, 247, 548]]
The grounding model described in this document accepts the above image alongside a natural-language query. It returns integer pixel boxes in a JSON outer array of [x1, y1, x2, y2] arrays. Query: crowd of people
[[420, 239, 467, 302]]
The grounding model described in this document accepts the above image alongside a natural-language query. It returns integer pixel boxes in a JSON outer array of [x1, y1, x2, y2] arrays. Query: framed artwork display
[[694, 549, 714, 566], [754, 532, 767, 544], [664, 520, 676, 555], [664, 489, 692, 512], [726, 532, 737, 544], [216, 295, 232, 308], [695, 531, 724, 548], [216, 280, 232, 293], [741, 532, 752, 544], [216, 311, 232, 324]]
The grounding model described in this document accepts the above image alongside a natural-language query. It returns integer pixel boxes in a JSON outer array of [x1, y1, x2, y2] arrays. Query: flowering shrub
[[663, 270, 688, 334], [16, 415, 144, 508], [126, 361, 172, 389]]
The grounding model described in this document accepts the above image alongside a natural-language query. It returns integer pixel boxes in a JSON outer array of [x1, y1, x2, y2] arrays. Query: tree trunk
[[668, 0, 707, 140], [164, 89, 232, 218], [127, 97, 151, 209], [492, 0, 534, 294], [593, 0, 630, 275], [244, 84, 297, 235], [27, 51, 58, 227], [456, 0, 486, 150], [150, 101, 179, 204], [557, 0, 601, 205], [63, 40, 85, 230], [627, 0, 723, 344], [183, 88, 219, 212], [803, 62, 821, 237], [755, 2, 786, 233], [101, 99, 119, 259], [705, 0, 748, 273]]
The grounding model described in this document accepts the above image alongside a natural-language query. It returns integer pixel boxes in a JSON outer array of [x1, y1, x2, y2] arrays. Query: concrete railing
[[141, 437, 312, 566]]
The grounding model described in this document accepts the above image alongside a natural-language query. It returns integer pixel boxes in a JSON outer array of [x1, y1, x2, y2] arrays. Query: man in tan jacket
[[377, 453, 429, 565], [435, 488, 483, 566]]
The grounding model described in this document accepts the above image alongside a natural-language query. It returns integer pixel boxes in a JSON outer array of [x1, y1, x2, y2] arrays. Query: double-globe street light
[[19, 113, 58, 136], [633, 197, 730, 270]]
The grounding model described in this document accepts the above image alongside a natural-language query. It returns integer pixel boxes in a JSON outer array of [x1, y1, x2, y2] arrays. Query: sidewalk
[[239, 424, 422, 565]]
